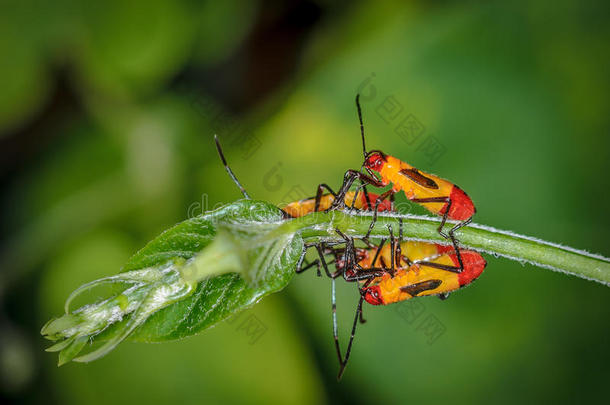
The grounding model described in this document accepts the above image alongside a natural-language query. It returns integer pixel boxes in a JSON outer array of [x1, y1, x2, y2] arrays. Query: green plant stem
[[275, 210, 610, 286]]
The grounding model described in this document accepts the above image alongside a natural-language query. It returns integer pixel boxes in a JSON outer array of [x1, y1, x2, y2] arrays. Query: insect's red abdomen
[[454, 251, 486, 286], [445, 185, 475, 221], [435, 244, 456, 255]]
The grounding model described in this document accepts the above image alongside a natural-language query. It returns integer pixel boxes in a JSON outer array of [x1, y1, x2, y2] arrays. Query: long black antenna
[[214, 134, 250, 199], [355, 94, 367, 159]]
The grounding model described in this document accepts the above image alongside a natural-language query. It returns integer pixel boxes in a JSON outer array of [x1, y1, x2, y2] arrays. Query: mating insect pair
[[213, 93, 482, 379], [287, 181, 483, 378], [284, 94, 475, 276]]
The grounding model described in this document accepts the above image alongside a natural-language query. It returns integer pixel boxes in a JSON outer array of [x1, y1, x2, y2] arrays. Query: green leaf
[[41, 199, 302, 363], [129, 201, 303, 341]]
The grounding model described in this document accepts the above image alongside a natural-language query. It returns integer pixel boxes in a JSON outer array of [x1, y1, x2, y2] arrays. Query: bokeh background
[[1, 0, 609, 404]]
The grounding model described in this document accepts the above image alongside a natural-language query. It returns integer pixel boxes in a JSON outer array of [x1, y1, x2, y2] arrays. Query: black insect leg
[[361, 185, 372, 210], [347, 186, 363, 213], [409, 196, 451, 237], [388, 225, 396, 277], [363, 189, 395, 242], [449, 217, 472, 245], [314, 184, 338, 212], [336, 280, 369, 381], [315, 244, 342, 279], [295, 260, 320, 276], [295, 243, 339, 278], [295, 244, 316, 275], [370, 238, 386, 268], [410, 196, 464, 273], [396, 217, 412, 268], [444, 217, 473, 273], [329, 170, 385, 211], [343, 268, 387, 281], [356, 282, 366, 324]]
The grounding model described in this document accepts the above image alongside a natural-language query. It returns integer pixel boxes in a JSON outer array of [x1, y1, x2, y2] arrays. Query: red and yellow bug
[[325, 230, 486, 378], [358, 93, 476, 223], [329, 95, 477, 270], [359, 245, 486, 305], [363, 150, 475, 222], [334, 238, 486, 303]]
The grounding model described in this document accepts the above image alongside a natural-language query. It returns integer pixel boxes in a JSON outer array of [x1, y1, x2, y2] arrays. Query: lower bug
[[316, 224, 486, 379], [358, 244, 487, 306]]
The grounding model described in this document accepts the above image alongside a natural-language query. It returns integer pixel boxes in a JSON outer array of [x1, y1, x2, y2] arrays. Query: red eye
[[365, 152, 385, 171], [364, 286, 384, 305]]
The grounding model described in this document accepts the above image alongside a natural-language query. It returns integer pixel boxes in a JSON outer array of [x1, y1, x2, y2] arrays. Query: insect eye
[[364, 286, 383, 305], [365, 151, 385, 170]]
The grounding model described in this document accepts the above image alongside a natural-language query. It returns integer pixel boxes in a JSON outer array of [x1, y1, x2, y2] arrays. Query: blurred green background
[[1, 0, 609, 404]]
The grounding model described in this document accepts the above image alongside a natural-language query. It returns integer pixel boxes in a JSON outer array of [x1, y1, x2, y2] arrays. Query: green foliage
[[127, 200, 302, 342], [41, 200, 302, 364]]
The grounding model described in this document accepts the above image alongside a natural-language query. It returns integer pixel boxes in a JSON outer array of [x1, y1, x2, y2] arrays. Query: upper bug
[[329, 95, 478, 272], [356, 94, 475, 223]]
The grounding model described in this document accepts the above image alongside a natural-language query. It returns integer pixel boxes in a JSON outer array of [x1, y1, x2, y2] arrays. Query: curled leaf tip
[[42, 264, 194, 365]]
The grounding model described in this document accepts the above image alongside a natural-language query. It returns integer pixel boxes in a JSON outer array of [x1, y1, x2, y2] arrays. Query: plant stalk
[[277, 210, 610, 286]]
